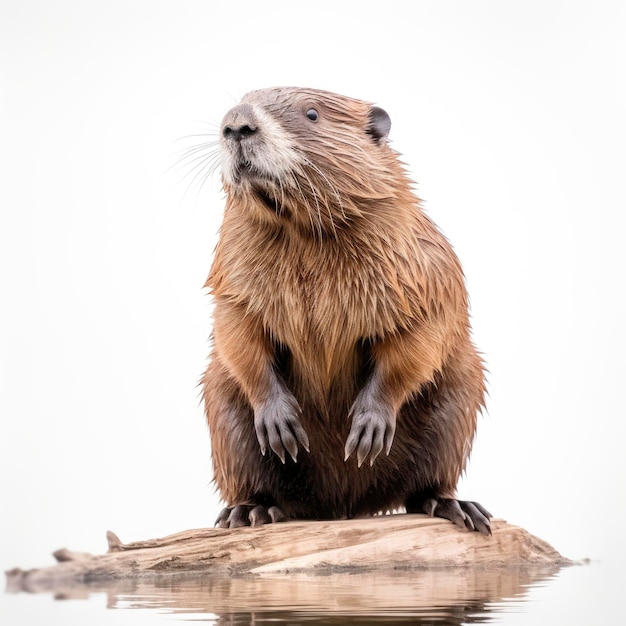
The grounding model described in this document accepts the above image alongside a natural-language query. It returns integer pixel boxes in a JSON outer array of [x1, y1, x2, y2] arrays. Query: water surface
[[5, 561, 611, 625]]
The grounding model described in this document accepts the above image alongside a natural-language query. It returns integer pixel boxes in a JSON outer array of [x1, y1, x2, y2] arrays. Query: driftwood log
[[6, 515, 571, 595]]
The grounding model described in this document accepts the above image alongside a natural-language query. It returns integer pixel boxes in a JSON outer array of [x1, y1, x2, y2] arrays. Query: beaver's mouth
[[233, 159, 287, 214]]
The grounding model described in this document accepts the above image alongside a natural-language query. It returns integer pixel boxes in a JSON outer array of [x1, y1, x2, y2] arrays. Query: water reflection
[[42, 565, 563, 624]]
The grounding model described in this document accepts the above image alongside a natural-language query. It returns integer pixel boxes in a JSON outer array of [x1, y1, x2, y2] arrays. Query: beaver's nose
[[221, 103, 258, 142]]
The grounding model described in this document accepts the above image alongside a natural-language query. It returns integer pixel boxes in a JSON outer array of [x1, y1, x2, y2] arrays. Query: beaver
[[201, 87, 491, 535]]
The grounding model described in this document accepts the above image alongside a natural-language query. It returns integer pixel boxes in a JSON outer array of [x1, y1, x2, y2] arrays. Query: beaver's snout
[[219, 99, 300, 191], [221, 103, 259, 143]]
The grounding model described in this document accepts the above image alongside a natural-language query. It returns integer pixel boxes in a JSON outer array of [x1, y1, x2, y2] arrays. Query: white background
[[1, 0, 625, 592]]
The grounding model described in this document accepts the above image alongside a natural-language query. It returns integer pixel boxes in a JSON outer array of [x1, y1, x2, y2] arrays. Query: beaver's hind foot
[[216, 504, 287, 528], [409, 497, 492, 536], [429, 498, 492, 535]]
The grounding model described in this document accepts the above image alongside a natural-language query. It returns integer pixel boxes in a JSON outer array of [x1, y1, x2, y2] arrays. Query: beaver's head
[[219, 87, 409, 235]]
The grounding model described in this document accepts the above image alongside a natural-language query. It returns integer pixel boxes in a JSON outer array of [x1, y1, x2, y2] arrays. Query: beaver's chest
[[242, 240, 410, 357]]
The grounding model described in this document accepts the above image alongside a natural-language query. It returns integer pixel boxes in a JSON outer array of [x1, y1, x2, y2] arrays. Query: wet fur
[[202, 87, 486, 523]]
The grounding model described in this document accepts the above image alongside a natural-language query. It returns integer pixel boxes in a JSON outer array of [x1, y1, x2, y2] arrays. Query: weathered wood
[[6, 515, 572, 594]]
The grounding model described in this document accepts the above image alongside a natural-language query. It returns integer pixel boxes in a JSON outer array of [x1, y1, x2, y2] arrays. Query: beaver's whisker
[[301, 166, 338, 241], [291, 171, 322, 240]]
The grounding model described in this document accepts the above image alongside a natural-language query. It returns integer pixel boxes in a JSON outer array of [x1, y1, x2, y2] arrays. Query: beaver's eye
[[306, 108, 319, 121]]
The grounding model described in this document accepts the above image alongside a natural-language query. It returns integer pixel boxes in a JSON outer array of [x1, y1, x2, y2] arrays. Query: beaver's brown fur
[[201, 87, 491, 534]]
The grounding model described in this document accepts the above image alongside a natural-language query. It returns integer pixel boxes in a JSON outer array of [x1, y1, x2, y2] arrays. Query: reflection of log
[[13, 567, 568, 624], [6, 515, 572, 595]]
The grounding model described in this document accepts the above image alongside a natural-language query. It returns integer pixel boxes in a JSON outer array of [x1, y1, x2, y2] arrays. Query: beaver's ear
[[367, 106, 391, 145]]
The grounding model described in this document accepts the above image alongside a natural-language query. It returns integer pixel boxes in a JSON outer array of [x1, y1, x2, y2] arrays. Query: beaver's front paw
[[254, 391, 309, 463], [344, 394, 396, 467]]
